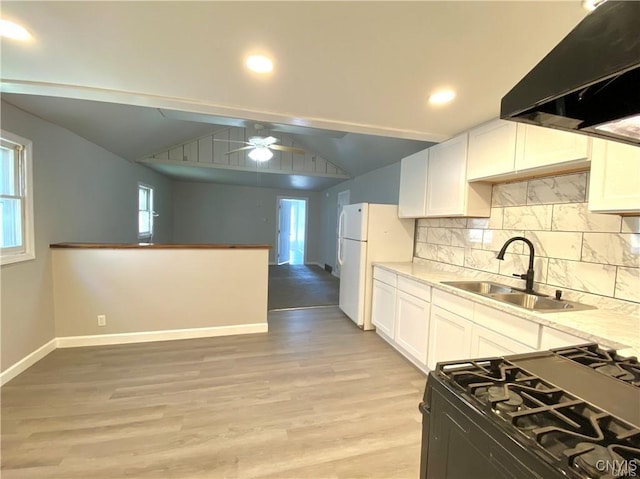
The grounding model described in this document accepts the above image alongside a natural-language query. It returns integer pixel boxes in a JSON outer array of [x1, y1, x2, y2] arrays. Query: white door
[[338, 238, 366, 326], [335, 190, 350, 277], [427, 306, 473, 371], [371, 279, 397, 338], [277, 199, 291, 265], [395, 291, 430, 366]]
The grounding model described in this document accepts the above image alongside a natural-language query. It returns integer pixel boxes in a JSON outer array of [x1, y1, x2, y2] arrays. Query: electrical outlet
[[97, 315, 106, 327]]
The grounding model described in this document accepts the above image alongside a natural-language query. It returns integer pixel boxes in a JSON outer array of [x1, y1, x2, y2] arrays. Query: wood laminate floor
[[1, 307, 426, 479]]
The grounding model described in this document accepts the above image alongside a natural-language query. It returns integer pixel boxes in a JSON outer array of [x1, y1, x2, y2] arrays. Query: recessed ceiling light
[[581, 0, 606, 11], [245, 55, 273, 74], [0, 19, 32, 41], [428, 89, 456, 106]]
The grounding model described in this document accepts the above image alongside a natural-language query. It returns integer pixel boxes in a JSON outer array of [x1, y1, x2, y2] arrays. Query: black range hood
[[501, 0, 640, 146]]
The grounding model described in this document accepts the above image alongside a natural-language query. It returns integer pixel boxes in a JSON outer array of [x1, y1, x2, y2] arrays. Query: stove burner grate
[[554, 344, 640, 388], [438, 357, 640, 478]]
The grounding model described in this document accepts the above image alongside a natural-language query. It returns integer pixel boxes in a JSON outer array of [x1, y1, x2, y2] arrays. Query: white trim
[[1, 130, 35, 266], [0, 338, 57, 386], [56, 323, 268, 348]]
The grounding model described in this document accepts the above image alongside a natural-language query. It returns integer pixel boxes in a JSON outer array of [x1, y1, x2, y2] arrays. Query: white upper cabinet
[[426, 133, 468, 216], [398, 135, 491, 218], [398, 148, 429, 218], [515, 124, 590, 172], [466, 120, 591, 182], [588, 139, 640, 214], [467, 120, 518, 181]]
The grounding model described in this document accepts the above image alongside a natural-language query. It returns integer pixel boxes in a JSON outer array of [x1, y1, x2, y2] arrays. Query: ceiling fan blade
[[269, 144, 306, 155], [212, 139, 251, 145], [225, 146, 255, 155]]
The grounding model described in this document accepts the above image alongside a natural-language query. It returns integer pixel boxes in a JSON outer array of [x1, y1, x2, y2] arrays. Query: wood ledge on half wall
[[50, 243, 272, 250]]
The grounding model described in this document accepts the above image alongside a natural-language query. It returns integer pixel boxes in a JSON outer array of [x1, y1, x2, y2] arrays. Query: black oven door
[[423, 386, 563, 479]]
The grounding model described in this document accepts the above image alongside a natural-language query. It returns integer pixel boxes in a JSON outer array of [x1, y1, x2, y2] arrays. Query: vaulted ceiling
[[0, 1, 588, 189]]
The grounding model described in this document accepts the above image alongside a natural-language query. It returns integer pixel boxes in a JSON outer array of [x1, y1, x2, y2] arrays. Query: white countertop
[[374, 262, 640, 357]]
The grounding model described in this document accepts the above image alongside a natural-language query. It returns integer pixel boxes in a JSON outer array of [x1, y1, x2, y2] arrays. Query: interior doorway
[[276, 197, 307, 265]]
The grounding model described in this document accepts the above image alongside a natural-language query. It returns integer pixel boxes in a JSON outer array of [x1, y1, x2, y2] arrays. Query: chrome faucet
[[496, 236, 536, 293]]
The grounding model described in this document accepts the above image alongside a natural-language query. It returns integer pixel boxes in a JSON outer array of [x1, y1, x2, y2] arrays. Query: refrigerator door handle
[[337, 209, 346, 266]]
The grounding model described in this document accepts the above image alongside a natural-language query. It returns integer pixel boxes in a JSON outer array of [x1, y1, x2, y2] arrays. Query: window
[[1, 131, 34, 265], [138, 183, 154, 239]]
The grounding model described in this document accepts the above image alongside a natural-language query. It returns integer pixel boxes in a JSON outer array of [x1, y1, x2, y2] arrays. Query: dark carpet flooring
[[268, 264, 339, 310]]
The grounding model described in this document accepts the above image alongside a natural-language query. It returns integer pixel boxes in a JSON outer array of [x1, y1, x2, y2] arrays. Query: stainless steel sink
[[442, 281, 594, 313], [441, 281, 515, 295]]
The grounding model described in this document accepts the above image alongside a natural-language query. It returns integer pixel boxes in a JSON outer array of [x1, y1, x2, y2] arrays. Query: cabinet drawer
[[471, 324, 536, 357], [373, 267, 397, 287], [397, 276, 431, 302], [540, 326, 586, 350], [431, 289, 474, 318], [473, 304, 540, 349]]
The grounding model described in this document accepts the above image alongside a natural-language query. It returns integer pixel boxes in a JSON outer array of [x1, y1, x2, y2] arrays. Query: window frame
[[137, 182, 154, 240], [1, 130, 35, 266]]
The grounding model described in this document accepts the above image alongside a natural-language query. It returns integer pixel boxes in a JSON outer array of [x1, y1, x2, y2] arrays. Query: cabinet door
[[395, 291, 430, 365], [398, 149, 429, 218], [588, 139, 640, 214], [515, 124, 589, 171], [467, 120, 517, 180], [427, 306, 473, 370], [426, 133, 468, 216], [471, 324, 535, 357], [371, 279, 397, 338]]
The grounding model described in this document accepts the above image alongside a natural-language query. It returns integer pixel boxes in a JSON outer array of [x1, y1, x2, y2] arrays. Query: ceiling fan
[[213, 124, 306, 162]]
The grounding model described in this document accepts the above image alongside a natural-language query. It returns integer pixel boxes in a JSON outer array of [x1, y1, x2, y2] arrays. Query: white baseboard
[[0, 338, 57, 386], [56, 323, 268, 348]]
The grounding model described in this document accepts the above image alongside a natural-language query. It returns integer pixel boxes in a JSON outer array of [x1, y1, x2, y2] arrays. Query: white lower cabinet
[[540, 326, 586, 349], [371, 279, 397, 338], [427, 306, 473, 370], [395, 290, 430, 366], [471, 324, 536, 357], [371, 268, 592, 374]]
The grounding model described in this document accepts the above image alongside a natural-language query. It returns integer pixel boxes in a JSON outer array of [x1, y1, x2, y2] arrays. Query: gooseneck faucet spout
[[496, 236, 536, 293]]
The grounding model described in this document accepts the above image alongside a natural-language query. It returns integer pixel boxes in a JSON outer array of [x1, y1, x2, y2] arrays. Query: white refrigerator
[[338, 203, 415, 330]]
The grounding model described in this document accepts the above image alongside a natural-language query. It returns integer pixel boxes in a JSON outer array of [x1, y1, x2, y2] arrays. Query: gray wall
[[172, 181, 322, 264], [320, 161, 403, 268], [0, 101, 173, 373]]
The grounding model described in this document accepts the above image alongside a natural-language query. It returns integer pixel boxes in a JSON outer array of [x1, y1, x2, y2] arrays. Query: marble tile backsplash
[[413, 172, 640, 313]]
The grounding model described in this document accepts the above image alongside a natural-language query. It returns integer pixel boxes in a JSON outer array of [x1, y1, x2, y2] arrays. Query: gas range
[[420, 343, 640, 479]]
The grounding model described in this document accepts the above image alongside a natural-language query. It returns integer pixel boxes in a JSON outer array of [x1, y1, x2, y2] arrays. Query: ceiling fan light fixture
[[249, 147, 273, 162]]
